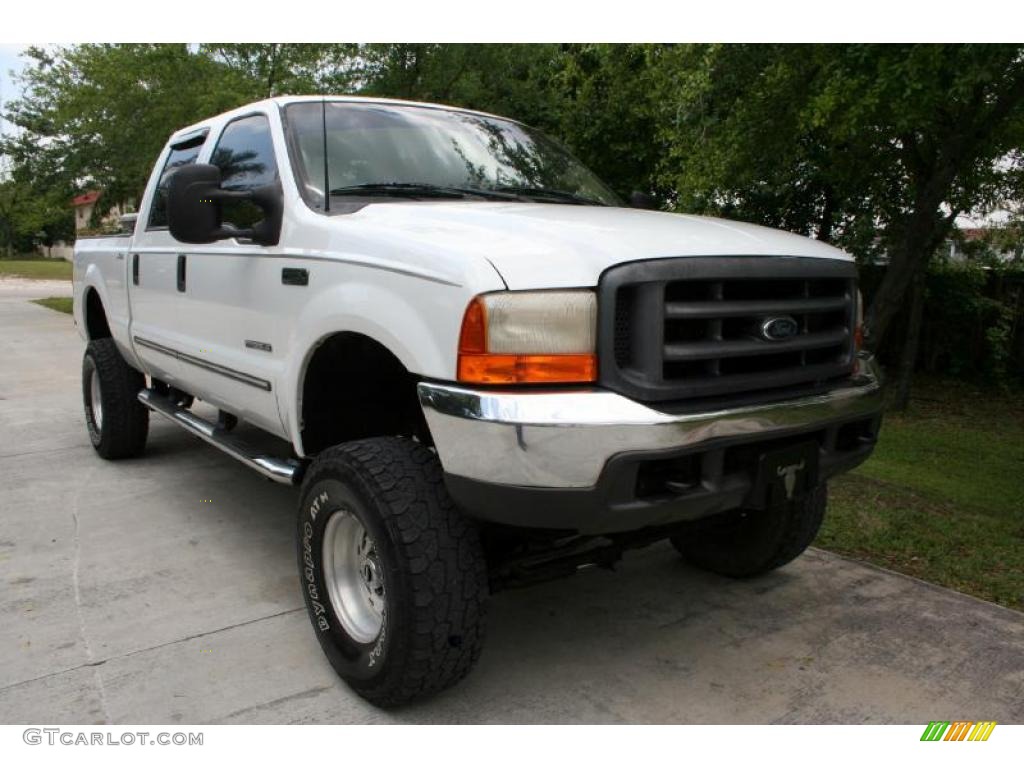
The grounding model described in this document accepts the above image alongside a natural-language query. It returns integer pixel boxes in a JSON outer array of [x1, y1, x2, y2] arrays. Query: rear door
[[128, 131, 208, 385]]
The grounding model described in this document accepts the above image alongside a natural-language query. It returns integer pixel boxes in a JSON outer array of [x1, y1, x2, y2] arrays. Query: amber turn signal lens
[[457, 353, 598, 384], [458, 296, 487, 355]]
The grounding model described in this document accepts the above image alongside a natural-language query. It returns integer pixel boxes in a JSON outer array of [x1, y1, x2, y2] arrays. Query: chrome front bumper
[[418, 355, 883, 490]]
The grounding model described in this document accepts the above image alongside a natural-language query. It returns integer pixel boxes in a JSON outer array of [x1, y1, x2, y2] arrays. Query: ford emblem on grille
[[760, 315, 799, 341]]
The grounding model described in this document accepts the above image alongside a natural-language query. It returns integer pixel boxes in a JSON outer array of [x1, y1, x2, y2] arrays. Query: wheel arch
[[83, 286, 112, 340], [293, 330, 431, 457], [282, 279, 467, 456]]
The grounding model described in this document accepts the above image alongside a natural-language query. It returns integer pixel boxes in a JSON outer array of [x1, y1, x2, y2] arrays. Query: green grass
[[819, 378, 1024, 611], [0, 259, 73, 280], [31, 296, 73, 314]]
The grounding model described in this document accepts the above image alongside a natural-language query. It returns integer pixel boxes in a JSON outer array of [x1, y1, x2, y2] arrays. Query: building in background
[[42, 190, 135, 260], [72, 190, 133, 233], [947, 210, 1022, 263]]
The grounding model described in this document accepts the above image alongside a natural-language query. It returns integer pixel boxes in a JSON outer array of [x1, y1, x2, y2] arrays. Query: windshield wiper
[[493, 185, 605, 206], [329, 183, 519, 201], [330, 183, 463, 199]]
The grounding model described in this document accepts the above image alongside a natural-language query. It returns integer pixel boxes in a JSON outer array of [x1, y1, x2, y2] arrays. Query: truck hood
[[342, 202, 851, 290]]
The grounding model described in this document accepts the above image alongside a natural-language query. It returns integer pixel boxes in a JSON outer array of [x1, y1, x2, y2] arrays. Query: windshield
[[283, 101, 621, 208]]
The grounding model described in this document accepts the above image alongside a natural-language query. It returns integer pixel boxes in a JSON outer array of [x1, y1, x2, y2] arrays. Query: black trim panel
[[281, 267, 308, 286], [133, 336, 272, 391]]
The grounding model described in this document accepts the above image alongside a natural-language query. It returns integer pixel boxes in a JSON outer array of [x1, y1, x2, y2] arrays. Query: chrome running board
[[138, 389, 304, 485]]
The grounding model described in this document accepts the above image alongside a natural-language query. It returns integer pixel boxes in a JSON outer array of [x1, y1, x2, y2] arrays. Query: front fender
[[280, 277, 487, 455]]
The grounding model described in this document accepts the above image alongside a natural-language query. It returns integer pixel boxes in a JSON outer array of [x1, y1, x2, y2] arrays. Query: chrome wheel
[[322, 509, 385, 643], [89, 367, 103, 431]]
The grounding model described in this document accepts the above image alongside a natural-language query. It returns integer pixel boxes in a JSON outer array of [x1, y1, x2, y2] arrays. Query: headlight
[[457, 290, 597, 384]]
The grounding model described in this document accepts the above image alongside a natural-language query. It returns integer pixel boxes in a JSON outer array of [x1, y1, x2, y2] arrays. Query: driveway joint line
[[0, 607, 304, 697]]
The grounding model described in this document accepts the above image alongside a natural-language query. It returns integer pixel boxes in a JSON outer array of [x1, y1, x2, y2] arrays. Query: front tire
[[671, 484, 827, 578], [297, 437, 488, 707], [82, 338, 149, 459]]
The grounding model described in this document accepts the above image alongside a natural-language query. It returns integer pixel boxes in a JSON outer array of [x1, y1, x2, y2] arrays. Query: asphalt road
[[1, 278, 1022, 724]]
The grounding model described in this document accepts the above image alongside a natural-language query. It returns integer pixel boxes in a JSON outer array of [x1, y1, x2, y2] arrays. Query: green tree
[[0, 177, 73, 256], [649, 43, 1024, 356], [0, 141, 73, 255], [357, 45, 559, 122], [201, 44, 361, 97], [547, 44, 661, 199], [3, 44, 258, 207]]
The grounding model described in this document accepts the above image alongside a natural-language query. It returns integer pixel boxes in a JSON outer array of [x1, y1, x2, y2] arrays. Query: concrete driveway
[[1, 282, 1022, 724]]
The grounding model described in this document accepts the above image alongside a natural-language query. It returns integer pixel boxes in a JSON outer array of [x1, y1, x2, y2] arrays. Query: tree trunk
[[816, 185, 836, 243], [265, 44, 280, 98], [891, 269, 926, 411], [865, 193, 958, 352]]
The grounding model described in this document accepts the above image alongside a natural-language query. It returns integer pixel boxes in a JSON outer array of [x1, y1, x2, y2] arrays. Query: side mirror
[[167, 163, 283, 246], [629, 190, 657, 210]]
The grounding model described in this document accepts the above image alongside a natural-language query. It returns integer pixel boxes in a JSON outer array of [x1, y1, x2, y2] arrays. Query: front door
[[165, 112, 289, 438]]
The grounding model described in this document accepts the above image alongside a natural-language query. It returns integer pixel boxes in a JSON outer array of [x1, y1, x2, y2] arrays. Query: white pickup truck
[[73, 95, 882, 707]]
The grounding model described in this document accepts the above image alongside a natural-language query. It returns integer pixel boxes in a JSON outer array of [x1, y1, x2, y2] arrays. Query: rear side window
[[211, 113, 279, 229], [147, 133, 207, 229]]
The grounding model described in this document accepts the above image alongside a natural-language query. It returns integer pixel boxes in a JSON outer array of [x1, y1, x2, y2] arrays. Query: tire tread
[[301, 437, 487, 707], [83, 338, 148, 459], [672, 484, 827, 578]]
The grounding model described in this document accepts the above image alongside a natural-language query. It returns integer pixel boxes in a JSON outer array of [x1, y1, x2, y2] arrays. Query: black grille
[[598, 256, 858, 402]]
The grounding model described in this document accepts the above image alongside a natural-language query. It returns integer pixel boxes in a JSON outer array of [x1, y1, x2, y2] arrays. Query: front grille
[[598, 256, 858, 402]]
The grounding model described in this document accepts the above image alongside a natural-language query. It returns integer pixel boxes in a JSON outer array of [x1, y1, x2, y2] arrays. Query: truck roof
[[168, 95, 514, 144]]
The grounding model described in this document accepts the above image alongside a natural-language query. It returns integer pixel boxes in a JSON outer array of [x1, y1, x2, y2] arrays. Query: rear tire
[[82, 338, 149, 459], [297, 437, 488, 708], [671, 484, 827, 578]]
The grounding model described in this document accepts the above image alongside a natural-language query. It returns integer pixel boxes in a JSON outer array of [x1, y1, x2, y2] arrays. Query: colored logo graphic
[[920, 721, 997, 741]]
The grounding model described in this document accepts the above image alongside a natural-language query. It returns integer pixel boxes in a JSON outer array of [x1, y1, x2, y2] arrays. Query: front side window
[[147, 133, 206, 229], [210, 113, 279, 228], [284, 102, 620, 209]]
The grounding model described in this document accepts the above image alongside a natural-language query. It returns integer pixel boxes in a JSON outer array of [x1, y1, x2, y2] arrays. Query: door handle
[[132, 254, 139, 286], [176, 254, 186, 292]]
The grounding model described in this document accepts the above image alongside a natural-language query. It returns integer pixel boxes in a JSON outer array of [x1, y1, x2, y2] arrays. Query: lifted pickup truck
[[74, 95, 882, 707]]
